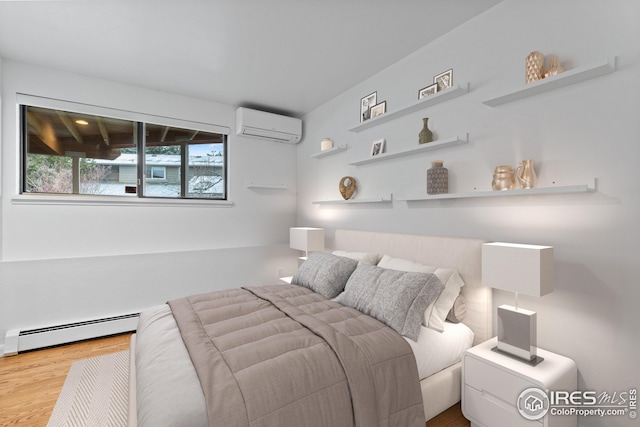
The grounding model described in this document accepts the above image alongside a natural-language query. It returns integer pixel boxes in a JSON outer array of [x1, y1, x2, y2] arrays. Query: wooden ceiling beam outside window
[[55, 111, 84, 144], [97, 117, 110, 146], [160, 126, 170, 142]]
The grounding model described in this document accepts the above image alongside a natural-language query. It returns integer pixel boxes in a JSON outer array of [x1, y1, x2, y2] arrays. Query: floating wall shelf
[[245, 182, 288, 190], [482, 57, 616, 107], [398, 180, 596, 201], [348, 135, 468, 166], [312, 194, 393, 205], [349, 83, 469, 132], [310, 144, 347, 159]]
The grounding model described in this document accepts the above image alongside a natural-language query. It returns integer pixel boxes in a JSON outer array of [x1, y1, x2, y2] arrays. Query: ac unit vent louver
[[236, 107, 302, 144]]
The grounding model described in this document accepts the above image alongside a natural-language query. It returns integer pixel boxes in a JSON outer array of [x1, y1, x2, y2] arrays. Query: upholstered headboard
[[334, 229, 492, 345]]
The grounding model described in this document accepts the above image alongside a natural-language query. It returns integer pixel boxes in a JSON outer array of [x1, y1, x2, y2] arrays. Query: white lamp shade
[[482, 242, 554, 297], [290, 227, 325, 252]]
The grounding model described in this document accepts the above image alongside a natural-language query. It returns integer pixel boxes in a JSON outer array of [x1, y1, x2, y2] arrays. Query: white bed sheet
[[405, 321, 474, 380], [134, 304, 208, 427]]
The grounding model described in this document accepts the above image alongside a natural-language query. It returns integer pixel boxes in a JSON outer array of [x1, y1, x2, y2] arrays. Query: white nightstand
[[462, 337, 577, 427]]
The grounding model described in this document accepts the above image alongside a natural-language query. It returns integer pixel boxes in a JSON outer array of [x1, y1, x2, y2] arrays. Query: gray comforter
[[167, 284, 424, 427]]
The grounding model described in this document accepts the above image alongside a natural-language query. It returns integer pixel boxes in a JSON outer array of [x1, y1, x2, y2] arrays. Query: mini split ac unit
[[236, 107, 302, 144]]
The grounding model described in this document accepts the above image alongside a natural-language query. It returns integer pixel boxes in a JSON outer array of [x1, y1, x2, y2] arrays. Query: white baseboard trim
[[2, 329, 19, 357], [2, 315, 137, 356]]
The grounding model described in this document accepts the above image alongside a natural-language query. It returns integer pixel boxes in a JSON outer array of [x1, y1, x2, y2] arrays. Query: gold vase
[[492, 165, 516, 191], [516, 160, 537, 189], [526, 51, 545, 84]]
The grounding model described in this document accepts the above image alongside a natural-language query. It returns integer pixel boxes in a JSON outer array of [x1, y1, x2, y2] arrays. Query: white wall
[[297, 1, 639, 426], [0, 60, 299, 349]]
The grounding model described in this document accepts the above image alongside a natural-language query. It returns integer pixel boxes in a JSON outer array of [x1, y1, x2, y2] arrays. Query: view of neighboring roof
[[93, 153, 224, 167]]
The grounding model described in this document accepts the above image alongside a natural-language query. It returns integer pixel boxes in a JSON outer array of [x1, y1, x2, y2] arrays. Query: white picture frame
[[370, 138, 386, 157], [434, 68, 453, 91], [360, 91, 377, 122]]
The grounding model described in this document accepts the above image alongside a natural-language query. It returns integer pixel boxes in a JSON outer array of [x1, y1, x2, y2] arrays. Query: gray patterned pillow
[[334, 263, 444, 341], [292, 252, 359, 299]]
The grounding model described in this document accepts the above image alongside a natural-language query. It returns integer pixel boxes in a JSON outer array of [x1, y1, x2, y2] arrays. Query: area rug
[[47, 351, 129, 427]]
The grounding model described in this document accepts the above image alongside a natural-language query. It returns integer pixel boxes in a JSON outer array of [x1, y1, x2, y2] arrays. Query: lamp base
[[491, 346, 544, 366], [496, 304, 542, 365]]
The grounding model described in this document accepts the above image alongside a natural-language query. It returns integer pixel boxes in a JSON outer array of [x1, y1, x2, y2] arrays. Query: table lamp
[[482, 242, 554, 365], [289, 227, 325, 259]]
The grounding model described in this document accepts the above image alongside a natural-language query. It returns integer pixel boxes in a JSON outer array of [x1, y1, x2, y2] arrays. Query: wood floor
[[0, 332, 470, 427], [0, 333, 132, 427], [426, 403, 470, 427]]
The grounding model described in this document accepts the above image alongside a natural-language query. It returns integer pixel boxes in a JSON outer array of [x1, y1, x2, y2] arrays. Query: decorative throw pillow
[[446, 294, 467, 323], [331, 250, 381, 265], [334, 263, 444, 341], [377, 255, 466, 332], [292, 252, 358, 299]]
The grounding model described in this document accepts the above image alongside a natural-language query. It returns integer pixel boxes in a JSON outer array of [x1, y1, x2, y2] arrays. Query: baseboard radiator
[[3, 313, 139, 356]]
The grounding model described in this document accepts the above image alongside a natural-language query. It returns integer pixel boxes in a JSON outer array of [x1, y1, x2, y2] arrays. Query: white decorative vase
[[320, 138, 334, 151]]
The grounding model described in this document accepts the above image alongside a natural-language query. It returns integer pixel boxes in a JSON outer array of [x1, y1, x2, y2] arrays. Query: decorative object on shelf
[[370, 101, 386, 118], [370, 138, 385, 156], [516, 159, 537, 189], [492, 165, 516, 191], [427, 160, 448, 195], [418, 117, 433, 144], [349, 82, 469, 133], [360, 91, 377, 122], [543, 56, 564, 78], [320, 138, 334, 151], [290, 227, 325, 258], [418, 83, 438, 99], [484, 57, 615, 107], [482, 242, 554, 365], [434, 68, 453, 91], [339, 176, 357, 200], [526, 51, 545, 83]]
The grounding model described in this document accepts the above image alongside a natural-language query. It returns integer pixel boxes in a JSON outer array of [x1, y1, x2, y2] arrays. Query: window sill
[[11, 194, 234, 208]]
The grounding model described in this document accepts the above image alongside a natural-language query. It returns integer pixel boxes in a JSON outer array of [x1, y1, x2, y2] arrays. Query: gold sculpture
[[339, 176, 356, 200], [543, 57, 564, 78], [526, 51, 545, 84]]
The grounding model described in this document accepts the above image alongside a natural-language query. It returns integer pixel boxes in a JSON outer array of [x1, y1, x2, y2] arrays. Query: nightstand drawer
[[465, 385, 542, 427], [465, 355, 534, 405]]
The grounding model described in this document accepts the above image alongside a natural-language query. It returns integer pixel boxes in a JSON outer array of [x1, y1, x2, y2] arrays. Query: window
[[149, 167, 166, 180], [21, 105, 227, 200]]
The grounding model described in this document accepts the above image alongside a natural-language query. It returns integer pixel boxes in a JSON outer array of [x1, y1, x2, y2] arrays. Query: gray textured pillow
[[334, 263, 445, 341], [292, 252, 358, 299]]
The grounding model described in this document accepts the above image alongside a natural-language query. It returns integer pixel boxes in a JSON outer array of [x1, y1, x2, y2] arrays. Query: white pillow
[[377, 255, 466, 332], [332, 250, 381, 265]]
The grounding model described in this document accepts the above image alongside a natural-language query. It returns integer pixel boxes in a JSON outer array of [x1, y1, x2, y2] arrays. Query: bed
[[127, 229, 492, 426]]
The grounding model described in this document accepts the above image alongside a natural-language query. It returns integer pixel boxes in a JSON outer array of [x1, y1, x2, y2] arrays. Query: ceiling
[[0, 0, 502, 117]]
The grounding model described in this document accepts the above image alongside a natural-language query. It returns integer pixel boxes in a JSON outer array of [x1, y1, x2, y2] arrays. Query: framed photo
[[370, 101, 386, 118], [360, 91, 377, 122], [370, 138, 386, 157], [418, 83, 438, 99], [434, 68, 453, 91]]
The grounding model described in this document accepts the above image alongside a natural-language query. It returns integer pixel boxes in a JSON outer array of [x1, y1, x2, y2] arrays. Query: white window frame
[[14, 94, 232, 207], [149, 166, 167, 180]]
